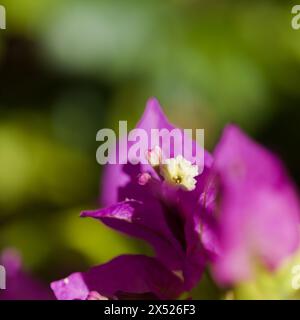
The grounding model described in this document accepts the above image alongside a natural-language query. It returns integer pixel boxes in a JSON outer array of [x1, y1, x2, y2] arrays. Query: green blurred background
[[0, 0, 299, 285]]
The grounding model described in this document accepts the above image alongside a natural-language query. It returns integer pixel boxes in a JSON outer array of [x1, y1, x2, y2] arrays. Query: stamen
[[173, 176, 182, 184]]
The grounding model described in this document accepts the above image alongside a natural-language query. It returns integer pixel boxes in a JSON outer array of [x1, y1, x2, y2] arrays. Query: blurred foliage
[[0, 0, 299, 296], [234, 248, 300, 300]]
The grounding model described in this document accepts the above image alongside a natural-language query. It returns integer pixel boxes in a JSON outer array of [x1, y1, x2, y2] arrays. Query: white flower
[[160, 155, 199, 191]]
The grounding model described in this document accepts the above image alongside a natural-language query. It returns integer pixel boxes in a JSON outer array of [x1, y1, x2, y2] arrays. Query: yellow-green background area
[[0, 0, 299, 298]]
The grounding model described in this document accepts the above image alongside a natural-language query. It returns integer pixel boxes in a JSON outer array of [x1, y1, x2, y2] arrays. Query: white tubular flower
[[146, 146, 162, 167]]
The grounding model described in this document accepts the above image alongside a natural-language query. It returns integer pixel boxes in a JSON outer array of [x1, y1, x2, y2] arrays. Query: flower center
[[173, 176, 182, 184]]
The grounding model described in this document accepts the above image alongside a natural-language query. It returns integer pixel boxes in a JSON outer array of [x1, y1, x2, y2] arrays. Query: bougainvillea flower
[[51, 99, 300, 299], [211, 125, 300, 284], [82, 98, 216, 291], [51, 254, 184, 300], [51, 98, 217, 300], [0, 249, 54, 300]]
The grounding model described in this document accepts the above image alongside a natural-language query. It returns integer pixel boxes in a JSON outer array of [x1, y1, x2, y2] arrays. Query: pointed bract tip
[[135, 97, 173, 130], [144, 97, 166, 117], [222, 123, 241, 136], [216, 123, 248, 152]]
